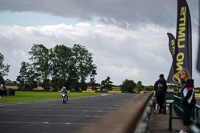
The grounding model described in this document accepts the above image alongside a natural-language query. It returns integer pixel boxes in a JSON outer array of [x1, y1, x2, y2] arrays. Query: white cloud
[[0, 0, 199, 87], [0, 22, 199, 87]]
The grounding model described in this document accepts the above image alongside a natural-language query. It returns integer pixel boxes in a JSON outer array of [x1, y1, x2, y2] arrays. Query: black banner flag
[[167, 33, 177, 83], [167, 0, 192, 84], [197, 1, 200, 72], [197, 42, 200, 72], [176, 0, 192, 76]]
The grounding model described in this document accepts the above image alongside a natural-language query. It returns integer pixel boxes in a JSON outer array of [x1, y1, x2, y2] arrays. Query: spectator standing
[[178, 68, 196, 133], [154, 74, 167, 113]]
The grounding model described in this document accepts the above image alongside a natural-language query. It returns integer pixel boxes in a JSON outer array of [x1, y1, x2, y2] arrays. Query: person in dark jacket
[[178, 68, 196, 133], [154, 74, 167, 113]]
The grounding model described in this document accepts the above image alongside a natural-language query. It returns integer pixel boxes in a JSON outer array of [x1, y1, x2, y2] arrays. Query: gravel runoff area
[[0, 93, 139, 133]]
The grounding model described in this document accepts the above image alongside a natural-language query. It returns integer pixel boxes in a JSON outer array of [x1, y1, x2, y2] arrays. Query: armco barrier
[[0, 89, 15, 96], [82, 91, 96, 93], [108, 91, 121, 94], [78, 92, 154, 133], [0, 90, 7, 96]]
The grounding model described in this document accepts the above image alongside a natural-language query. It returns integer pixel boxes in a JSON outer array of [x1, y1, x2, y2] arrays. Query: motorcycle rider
[[61, 87, 68, 100]]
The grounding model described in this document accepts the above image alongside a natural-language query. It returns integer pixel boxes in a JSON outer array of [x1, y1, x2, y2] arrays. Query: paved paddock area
[[0, 93, 138, 133]]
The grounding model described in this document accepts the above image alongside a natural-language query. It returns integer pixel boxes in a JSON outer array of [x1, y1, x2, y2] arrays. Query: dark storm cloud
[[1, 0, 197, 28]]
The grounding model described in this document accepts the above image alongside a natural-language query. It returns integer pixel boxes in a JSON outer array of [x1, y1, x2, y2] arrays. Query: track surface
[[0, 93, 138, 133]]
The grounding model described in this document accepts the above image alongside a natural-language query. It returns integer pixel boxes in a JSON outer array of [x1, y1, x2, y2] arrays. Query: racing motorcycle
[[60, 92, 68, 103]]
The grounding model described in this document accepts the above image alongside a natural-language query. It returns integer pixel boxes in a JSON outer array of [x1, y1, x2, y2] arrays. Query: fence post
[[196, 107, 199, 119], [169, 103, 173, 131]]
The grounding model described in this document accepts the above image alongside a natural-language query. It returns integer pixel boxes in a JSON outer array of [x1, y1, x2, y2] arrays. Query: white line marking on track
[[0, 121, 92, 126]]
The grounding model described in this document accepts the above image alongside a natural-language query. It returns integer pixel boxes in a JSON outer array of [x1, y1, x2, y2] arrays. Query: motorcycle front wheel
[[62, 97, 66, 103]]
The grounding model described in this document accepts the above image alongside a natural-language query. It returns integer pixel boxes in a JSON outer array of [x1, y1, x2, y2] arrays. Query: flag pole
[[197, 0, 200, 72]]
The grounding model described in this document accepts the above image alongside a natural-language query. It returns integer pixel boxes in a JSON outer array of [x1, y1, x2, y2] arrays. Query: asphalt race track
[[0, 93, 138, 133]]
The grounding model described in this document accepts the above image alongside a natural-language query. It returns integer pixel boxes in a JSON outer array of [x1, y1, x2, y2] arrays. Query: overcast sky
[[0, 0, 199, 87]]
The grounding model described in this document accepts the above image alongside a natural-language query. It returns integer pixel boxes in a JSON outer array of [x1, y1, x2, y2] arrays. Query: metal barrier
[[189, 101, 200, 132], [78, 92, 154, 133], [163, 93, 175, 114], [173, 96, 183, 118], [168, 95, 200, 132], [173, 95, 200, 121], [165, 94, 181, 131]]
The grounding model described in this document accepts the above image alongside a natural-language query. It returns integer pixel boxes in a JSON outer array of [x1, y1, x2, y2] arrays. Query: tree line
[[16, 44, 97, 91], [0, 44, 154, 92]]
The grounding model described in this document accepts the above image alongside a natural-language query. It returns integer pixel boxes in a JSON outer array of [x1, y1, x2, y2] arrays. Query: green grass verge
[[0, 91, 106, 105]]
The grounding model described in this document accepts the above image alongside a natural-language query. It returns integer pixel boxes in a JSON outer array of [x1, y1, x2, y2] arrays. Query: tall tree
[[101, 76, 113, 91], [16, 62, 38, 90], [72, 44, 96, 90], [121, 79, 136, 93], [0, 52, 10, 86], [90, 68, 97, 90], [0, 75, 5, 86], [29, 44, 51, 90], [135, 81, 144, 93], [5, 79, 12, 84], [0, 52, 10, 77], [50, 45, 73, 90]]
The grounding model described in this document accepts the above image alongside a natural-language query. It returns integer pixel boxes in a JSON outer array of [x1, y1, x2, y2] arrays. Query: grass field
[[0, 91, 106, 105]]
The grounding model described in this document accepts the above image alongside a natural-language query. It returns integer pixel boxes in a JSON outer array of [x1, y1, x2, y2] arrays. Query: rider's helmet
[[63, 87, 66, 92]]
